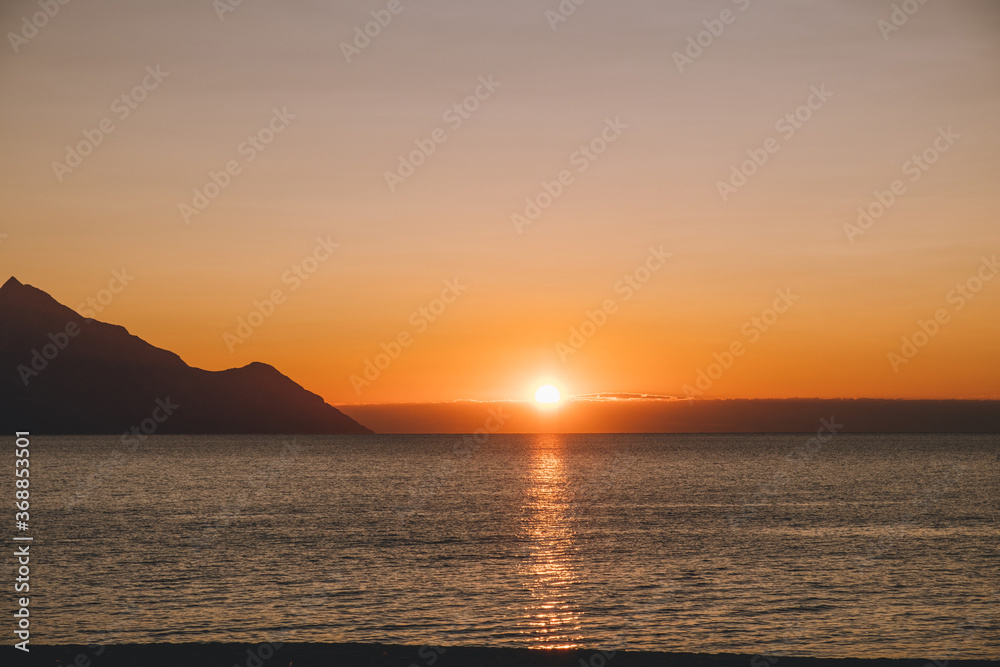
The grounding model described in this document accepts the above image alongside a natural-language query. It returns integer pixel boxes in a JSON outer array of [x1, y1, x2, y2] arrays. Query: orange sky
[[1, 0, 998, 406]]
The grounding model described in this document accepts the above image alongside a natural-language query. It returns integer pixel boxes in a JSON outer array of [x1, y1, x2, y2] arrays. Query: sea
[[18, 433, 1000, 659]]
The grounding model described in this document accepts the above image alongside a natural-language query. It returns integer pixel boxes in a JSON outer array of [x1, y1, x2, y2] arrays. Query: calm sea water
[[14, 433, 1000, 658]]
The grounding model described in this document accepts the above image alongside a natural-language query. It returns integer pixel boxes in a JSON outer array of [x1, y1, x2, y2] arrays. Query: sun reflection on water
[[520, 434, 583, 648]]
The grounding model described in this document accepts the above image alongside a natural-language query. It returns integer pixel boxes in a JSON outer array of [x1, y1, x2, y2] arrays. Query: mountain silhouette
[[0, 277, 373, 434]]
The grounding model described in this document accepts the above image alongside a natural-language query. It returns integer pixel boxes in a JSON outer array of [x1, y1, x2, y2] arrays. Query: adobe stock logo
[[223, 237, 339, 352], [672, 0, 752, 74], [17, 268, 136, 385], [877, 0, 932, 41], [7, 0, 73, 54], [556, 246, 671, 361], [716, 85, 833, 202], [844, 127, 959, 243], [213, 0, 251, 22], [350, 279, 467, 394], [512, 117, 628, 234], [887, 255, 997, 373], [682, 289, 799, 397], [52, 66, 170, 182], [76, 268, 135, 319], [384, 75, 501, 193], [340, 0, 414, 63], [544, 0, 591, 32], [179, 107, 296, 224], [17, 321, 82, 386]]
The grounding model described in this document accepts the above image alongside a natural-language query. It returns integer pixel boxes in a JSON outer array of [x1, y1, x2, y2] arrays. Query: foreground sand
[[4, 644, 997, 667]]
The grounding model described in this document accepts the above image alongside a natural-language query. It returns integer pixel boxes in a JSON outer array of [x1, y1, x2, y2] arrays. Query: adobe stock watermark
[[544, 0, 592, 32], [556, 246, 672, 362], [51, 65, 170, 182], [237, 585, 348, 659], [7, 0, 73, 54], [223, 236, 339, 352], [408, 646, 449, 667], [16, 320, 81, 386], [16, 270, 134, 385], [74, 601, 143, 665], [887, 254, 997, 373], [191, 437, 302, 551], [76, 267, 135, 319], [728, 417, 842, 527], [385, 75, 502, 193], [672, 0, 752, 73], [682, 288, 799, 397], [511, 116, 628, 234], [717, 84, 833, 202], [397, 406, 509, 518], [565, 450, 640, 520], [350, 278, 467, 394], [232, 590, 344, 667], [63, 397, 179, 509], [179, 107, 296, 224], [750, 621, 809, 667], [856, 460, 965, 566], [213, 0, 253, 22], [844, 127, 959, 243], [575, 648, 618, 667], [341, 0, 415, 63], [954, 592, 1000, 652], [878, 0, 932, 41]]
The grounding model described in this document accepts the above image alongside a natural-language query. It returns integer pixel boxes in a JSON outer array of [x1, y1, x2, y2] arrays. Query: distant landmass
[[342, 398, 1000, 434], [0, 277, 373, 435]]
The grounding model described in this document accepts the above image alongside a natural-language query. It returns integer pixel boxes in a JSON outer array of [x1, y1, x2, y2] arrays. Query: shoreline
[[5, 643, 997, 667]]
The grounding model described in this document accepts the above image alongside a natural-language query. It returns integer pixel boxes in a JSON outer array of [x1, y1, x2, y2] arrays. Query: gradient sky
[[2, 0, 998, 406]]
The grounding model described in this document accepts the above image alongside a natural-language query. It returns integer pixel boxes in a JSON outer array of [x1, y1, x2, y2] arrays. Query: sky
[[1, 0, 998, 408]]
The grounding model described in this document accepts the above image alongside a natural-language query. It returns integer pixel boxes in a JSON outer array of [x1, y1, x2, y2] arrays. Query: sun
[[534, 385, 561, 404]]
